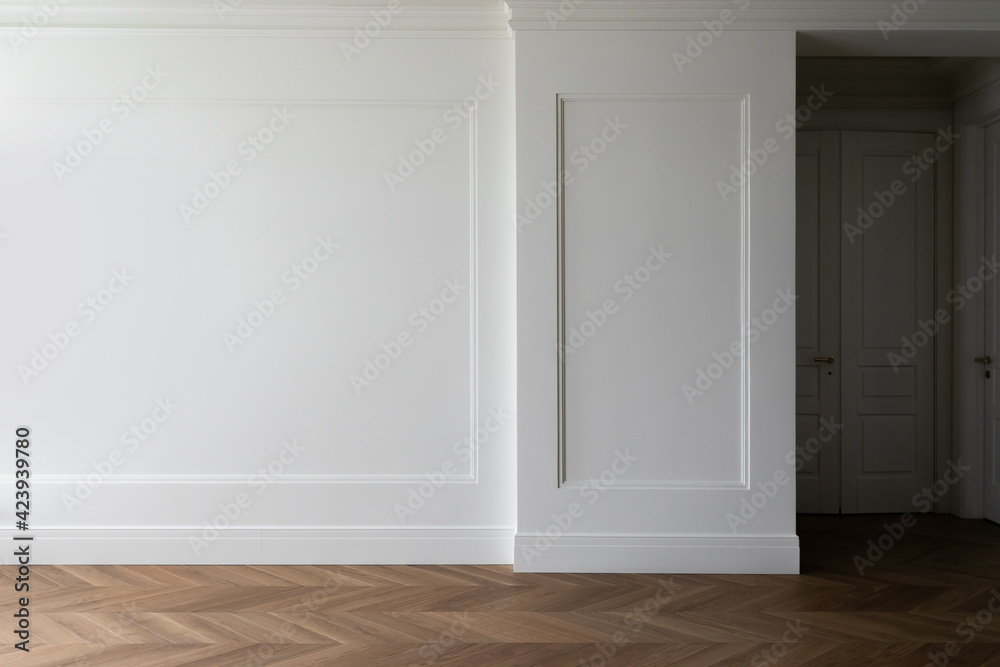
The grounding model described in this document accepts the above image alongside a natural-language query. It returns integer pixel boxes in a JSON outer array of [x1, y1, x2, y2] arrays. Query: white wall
[[3, 0, 1000, 571], [513, 26, 799, 573], [0, 4, 516, 564]]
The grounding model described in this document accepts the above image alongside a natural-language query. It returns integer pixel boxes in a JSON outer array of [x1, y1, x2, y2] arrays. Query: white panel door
[[840, 131, 935, 513], [985, 121, 1000, 525], [795, 131, 841, 513]]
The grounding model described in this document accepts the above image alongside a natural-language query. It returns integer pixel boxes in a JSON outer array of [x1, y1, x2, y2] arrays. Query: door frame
[[800, 108, 955, 513], [956, 81, 1000, 519]]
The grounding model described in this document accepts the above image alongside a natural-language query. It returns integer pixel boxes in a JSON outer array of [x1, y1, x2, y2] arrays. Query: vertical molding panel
[[555, 94, 750, 490]]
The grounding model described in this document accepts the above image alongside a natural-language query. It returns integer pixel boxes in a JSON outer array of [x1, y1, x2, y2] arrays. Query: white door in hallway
[[796, 130, 937, 514], [984, 121, 1000, 525], [795, 131, 841, 513], [840, 131, 936, 513]]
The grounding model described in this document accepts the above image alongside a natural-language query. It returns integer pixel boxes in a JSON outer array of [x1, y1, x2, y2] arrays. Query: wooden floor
[[1, 515, 999, 666]]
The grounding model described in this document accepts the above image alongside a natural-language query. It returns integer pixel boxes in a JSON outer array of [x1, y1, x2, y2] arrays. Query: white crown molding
[[2, 0, 998, 34], [0, 0, 512, 36], [504, 0, 1000, 31]]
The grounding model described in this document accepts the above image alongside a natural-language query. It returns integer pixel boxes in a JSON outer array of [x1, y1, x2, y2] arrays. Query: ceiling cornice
[[0, 0, 512, 37], [1, 0, 998, 36], [504, 0, 1000, 32]]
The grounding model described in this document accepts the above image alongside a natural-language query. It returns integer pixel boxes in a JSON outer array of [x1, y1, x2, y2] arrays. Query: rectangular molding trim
[[0, 97, 480, 486], [15, 474, 478, 484], [555, 93, 750, 491], [0, 528, 515, 564], [513, 534, 799, 573]]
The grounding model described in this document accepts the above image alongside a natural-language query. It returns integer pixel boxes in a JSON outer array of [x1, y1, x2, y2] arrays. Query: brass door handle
[[975, 356, 992, 365], [814, 356, 835, 364]]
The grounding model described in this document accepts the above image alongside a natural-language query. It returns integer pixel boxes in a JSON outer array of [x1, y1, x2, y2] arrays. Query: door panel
[[840, 131, 935, 513], [985, 121, 1000, 525], [795, 131, 841, 514]]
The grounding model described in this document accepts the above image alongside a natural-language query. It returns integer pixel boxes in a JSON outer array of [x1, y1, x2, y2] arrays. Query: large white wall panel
[[561, 95, 747, 488], [514, 28, 798, 573], [0, 25, 515, 563]]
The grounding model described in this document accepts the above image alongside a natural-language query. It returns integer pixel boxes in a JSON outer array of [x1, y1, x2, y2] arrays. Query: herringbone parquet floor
[[0, 515, 999, 666]]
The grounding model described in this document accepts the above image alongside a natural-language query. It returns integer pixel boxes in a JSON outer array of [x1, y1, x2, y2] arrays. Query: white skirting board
[[0, 529, 799, 572], [513, 535, 800, 574], [0, 528, 514, 565]]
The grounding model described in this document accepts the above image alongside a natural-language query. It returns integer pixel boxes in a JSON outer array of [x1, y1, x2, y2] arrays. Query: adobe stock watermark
[[878, 0, 929, 40], [924, 589, 1000, 667], [672, 0, 752, 73], [545, 0, 585, 28], [853, 459, 971, 576], [8, 0, 71, 53], [843, 126, 959, 243], [339, 0, 414, 63], [239, 573, 344, 666], [291, 571, 343, 611], [51, 66, 168, 182], [515, 116, 629, 234], [179, 107, 295, 223], [888, 255, 1000, 372], [726, 416, 842, 532], [519, 449, 638, 567], [748, 620, 808, 666], [558, 245, 672, 359], [61, 397, 180, 513], [394, 407, 512, 523], [716, 85, 832, 202], [384, 75, 500, 192], [189, 439, 306, 556], [239, 623, 297, 665], [350, 278, 466, 394], [223, 233, 341, 352], [682, 288, 797, 405], [213, 0, 243, 20], [56, 601, 142, 665], [415, 613, 473, 665], [579, 578, 681, 667], [17, 268, 135, 386]]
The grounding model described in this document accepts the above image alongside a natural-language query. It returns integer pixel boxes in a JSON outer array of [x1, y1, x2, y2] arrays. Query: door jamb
[[955, 83, 1000, 518]]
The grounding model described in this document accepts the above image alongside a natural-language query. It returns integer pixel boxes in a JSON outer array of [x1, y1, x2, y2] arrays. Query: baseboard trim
[[0, 528, 514, 565], [0, 529, 797, 571], [513, 534, 800, 574]]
